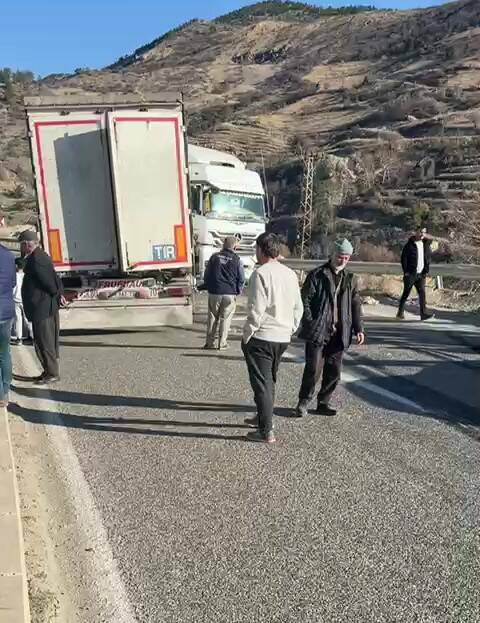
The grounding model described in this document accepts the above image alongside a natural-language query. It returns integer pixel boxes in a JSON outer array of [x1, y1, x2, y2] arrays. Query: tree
[[13, 70, 34, 83], [3, 77, 15, 104], [447, 196, 480, 263]]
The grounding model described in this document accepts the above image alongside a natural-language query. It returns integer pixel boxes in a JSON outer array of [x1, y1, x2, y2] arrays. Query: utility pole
[[299, 152, 316, 261]]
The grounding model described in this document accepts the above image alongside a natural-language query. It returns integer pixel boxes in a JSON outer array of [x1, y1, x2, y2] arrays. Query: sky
[[1, 0, 450, 77]]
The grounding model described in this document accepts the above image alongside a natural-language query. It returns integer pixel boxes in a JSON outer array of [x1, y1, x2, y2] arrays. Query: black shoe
[[420, 312, 434, 321], [35, 375, 60, 385], [315, 403, 337, 416], [23, 338, 33, 346], [294, 402, 308, 418], [246, 430, 275, 444], [396, 311, 405, 320], [10, 338, 22, 346], [202, 344, 216, 350]]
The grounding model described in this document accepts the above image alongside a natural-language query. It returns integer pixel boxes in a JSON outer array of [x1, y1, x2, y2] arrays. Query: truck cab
[[188, 145, 266, 281]]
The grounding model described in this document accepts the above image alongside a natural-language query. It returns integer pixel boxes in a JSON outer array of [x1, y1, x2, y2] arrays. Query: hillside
[[1, 0, 479, 259]]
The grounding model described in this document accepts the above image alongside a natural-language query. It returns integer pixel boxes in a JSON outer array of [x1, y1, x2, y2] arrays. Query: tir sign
[[152, 244, 176, 261]]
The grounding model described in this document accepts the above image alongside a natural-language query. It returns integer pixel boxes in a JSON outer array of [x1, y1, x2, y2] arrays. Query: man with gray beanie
[[203, 236, 245, 350], [295, 238, 364, 417], [20, 230, 64, 384]]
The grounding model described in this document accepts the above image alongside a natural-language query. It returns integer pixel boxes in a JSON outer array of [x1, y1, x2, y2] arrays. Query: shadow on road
[[9, 402, 253, 442], [12, 385, 257, 414], [60, 341, 203, 350], [345, 363, 479, 441]]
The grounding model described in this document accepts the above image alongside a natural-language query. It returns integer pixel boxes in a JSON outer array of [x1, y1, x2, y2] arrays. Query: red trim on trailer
[[34, 120, 99, 127], [34, 116, 190, 270], [112, 116, 190, 267], [34, 119, 115, 269]]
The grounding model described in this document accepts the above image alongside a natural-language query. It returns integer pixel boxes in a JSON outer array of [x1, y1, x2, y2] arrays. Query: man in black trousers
[[397, 226, 434, 321], [20, 230, 64, 384], [295, 239, 365, 418]]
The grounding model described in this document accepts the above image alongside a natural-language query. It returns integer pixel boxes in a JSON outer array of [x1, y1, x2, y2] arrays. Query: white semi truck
[[188, 145, 266, 281], [25, 94, 193, 330]]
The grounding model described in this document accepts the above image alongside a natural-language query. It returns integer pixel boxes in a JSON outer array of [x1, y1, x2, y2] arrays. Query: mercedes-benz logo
[[235, 233, 242, 242]]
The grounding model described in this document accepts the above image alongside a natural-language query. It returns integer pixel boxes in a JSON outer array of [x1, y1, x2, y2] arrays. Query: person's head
[[414, 226, 427, 241], [18, 230, 39, 257], [331, 238, 353, 273], [15, 257, 25, 272], [256, 232, 280, 265], [223, 236, 237, 252]]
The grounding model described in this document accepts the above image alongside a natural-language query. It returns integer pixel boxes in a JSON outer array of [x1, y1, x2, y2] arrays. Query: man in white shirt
[[242, 233, 303, 444], [397, 227, 434, 320]]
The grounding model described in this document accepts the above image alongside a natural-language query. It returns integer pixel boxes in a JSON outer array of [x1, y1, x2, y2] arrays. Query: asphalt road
[[11, 296, 480, 623]]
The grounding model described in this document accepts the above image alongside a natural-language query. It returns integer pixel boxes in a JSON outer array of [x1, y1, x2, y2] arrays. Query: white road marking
[[283, 351, 304, 364], [15, 348, 137, 623], [232, 315, 248, 323], [342, 371, 426, 412], [371, 314, 478, 335]]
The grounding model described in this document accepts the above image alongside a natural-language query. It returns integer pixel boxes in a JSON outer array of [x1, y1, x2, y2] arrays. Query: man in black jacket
[[397, 227, 434, 321], [203, 237, 245, 350], [295, 239, 365, 418], [20, 230, 64, 384]]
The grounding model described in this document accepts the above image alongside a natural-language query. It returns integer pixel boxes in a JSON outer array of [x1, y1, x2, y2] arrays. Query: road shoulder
[[0, 405, 30, 623]]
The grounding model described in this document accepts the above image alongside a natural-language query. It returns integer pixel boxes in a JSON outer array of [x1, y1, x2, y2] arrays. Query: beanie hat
[[334, 238, 354, 255]]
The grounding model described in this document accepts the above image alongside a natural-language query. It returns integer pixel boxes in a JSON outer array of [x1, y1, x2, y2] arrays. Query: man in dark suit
[[19, 230, 64, 384]]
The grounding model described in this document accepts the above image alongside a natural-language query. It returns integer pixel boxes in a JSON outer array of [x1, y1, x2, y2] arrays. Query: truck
[[24, 93, 193, 330], [188, 144, 266, 281]]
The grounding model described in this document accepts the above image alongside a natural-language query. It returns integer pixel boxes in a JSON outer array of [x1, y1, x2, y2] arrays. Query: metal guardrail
[[1, 237, 478, 280], [283, 259, 480, 280]]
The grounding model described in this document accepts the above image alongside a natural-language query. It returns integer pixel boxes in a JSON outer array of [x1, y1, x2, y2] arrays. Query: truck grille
[[213, 231, 257, 252]]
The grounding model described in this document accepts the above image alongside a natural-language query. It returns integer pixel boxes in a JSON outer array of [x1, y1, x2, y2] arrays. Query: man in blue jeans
[[0, 229, 16, 407]]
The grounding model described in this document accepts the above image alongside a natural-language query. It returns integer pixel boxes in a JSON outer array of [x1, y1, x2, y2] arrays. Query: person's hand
[[356, 332, 365, 346], [59, 295, 68, 307]]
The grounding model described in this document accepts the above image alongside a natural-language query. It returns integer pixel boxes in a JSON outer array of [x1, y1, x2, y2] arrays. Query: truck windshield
[[210, 192, 265, 221]]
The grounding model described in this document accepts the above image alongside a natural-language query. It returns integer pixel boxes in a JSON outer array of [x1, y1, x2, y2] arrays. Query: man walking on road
[[0, 222, 16, 407], [203, 236, 245, 350], [242, 233, 303, 444], [397, 226, 434, 321], [296, 239, 365, 418], [20, 230, 64, 384]]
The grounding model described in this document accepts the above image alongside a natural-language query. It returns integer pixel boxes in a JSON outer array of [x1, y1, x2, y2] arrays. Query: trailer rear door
[[27, 111, 118, 270], [107, 109, 191, 272]]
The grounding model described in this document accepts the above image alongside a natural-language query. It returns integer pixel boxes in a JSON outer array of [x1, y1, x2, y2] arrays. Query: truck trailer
[[24, 93, 193, 330]]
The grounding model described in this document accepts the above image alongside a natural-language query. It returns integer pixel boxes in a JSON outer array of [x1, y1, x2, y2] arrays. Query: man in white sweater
[[242, 233, 303, 444]]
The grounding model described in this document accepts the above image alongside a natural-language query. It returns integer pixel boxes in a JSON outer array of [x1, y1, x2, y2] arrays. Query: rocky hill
[[1, 0, 479, 259]]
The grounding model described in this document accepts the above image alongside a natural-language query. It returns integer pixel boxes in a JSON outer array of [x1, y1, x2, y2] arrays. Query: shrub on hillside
[[384, 95, 446, 122], [8, 183, 25, 199], [356, 242, 397, 263]]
